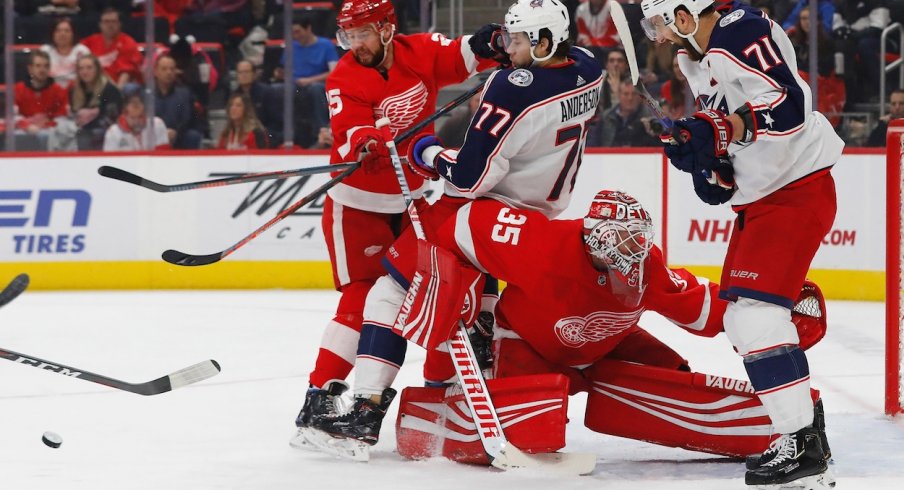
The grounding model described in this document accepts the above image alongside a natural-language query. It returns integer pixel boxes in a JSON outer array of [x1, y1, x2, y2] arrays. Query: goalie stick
[[377, 117, 597, 475], [0, 346, 220, 396], [162, 80, 487, 267], [0, 273, 29, 308], [98, 163, 354, 193]]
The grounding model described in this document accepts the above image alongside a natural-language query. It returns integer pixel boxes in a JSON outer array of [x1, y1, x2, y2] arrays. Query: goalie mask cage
[[888, 119, 904, 416]]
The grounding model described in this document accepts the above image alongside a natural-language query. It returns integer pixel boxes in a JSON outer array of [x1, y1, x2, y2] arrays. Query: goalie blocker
[[396, 280, 827, 464]]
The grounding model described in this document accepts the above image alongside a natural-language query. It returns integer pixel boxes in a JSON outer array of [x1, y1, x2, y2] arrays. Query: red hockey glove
[[349, 126, 390, 174], [405, 132, 442, 180], [664, 109, 734, 174]]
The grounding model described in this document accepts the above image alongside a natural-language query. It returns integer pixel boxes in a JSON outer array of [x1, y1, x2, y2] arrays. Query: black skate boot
[[745, 426, 835, 489], [289, 379, 348, 450], [746, 399, 832, 470], [312, 388, 397, 446]]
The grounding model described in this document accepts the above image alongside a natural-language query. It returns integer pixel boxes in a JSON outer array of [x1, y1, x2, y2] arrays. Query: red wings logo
[[375, 82, 429, 137], [553, 310, 643, 348]]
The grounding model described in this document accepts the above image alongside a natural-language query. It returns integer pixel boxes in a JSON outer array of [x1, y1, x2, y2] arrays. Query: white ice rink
[[1, 290, 903, 489]]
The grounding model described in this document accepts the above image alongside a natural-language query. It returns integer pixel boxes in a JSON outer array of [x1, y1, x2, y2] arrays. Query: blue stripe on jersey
[[720, 286, 795, 309], [743, 345, 809, 393], [708, 3, 806, 133], [358, 322, 408, 366], [434, 47, 603, 191]]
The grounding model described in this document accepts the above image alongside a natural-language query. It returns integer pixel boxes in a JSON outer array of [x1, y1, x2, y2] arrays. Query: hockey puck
[[42, 431, 62, 448]]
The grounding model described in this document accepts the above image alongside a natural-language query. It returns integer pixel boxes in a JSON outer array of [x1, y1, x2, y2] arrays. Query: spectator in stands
[[14, 0, 80, 16], [867, 88, 904, 146], [601, 48, 628, 112], [82, 8, 143, 88], [14, 51, 69, 150], [153, 53, 204, 149], [787, 6, 845, 128], [277, 17, 338, 139], [217, 93, 268, 149], [103, 87, 170, 151], [835, 1, 892, 104], [436, 93, 481, 149], [166, 34, 220, 108], [41, 17, 92, 88], [597, 80, 659, 147], [574, 0, 619, 59], [70, 54, 123, 150], [234, 59, 282, 147], [782, 0, 834, 33], [310, 126, 333, 150], [660, 56, 694, 120]]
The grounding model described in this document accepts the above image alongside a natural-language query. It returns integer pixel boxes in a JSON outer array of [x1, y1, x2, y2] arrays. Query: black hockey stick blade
[[0, 347, 221, 395], [161, 249, 222, 267], [0, 273, 29, 308], [98, 165, 169, 192], [99, 163, 355, 193]]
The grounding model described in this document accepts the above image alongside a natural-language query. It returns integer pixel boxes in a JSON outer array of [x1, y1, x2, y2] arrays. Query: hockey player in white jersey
[[305, 0, 604, 458], [639, 1, 842, 488]]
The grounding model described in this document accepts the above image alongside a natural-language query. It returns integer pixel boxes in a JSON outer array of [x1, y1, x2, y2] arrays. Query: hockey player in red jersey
[[392, 190, 825, 464], [306, 0, 604, 458], [640, 1, 841, 487], [291, 0, 500, 448]]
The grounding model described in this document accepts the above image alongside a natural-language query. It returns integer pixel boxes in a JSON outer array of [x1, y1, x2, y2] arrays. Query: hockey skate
[[306, 388, 397, 462], [289, 379, 349, 452], [746, 399, 833, 470], [745, 426, 836, 489]]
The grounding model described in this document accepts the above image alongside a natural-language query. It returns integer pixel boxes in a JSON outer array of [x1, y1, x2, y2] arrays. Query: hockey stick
[[609, 1, 673, 132], [98, 163, 355, 193], [162, 81, 486, 267], [162, 163, 359, 266], [0, 346, 220, 396], [0, 273, 29, 308], [378, 117, 596, 475]]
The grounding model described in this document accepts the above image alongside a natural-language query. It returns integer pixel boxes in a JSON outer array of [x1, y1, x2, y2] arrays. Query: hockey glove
[[664, 109, 734, 174], [349, 126, 391, 174], [469, 311, 495, 371], [692, 167, 735, 205], [469, 23, 510, 66], [405, 132, 442, 180]]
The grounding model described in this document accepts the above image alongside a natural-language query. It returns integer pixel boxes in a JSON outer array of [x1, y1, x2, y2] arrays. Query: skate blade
[[296, 427, 370, 462], [755, 467, 836, 490]]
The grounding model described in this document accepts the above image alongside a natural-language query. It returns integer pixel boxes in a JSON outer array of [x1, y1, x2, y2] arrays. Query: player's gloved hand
[[469, 23, 510, 66], [405, 132, 442, 180], [692, 165, 736, 205], [664, 109, 733, 174], [469, 311, 495, 371], [349, 126, 390, 174]]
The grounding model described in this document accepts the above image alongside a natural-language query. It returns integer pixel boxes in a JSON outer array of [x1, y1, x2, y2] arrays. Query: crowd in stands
[[1, 0, 901, 152]]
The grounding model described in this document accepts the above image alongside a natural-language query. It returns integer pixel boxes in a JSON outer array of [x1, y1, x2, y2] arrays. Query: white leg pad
[[723, 298, 799, 355]]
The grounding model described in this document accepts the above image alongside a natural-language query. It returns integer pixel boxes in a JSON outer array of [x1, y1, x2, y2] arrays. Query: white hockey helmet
[[640, 0, 714, 51], [503, 0, 570, 63]]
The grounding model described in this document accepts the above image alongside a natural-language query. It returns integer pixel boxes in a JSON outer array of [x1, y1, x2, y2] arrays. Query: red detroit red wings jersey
[[326, 33, 492, 213], [435, 199, 726, 367]]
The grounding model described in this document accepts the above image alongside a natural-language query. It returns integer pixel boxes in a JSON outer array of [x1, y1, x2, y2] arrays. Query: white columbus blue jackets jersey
[[677, 2, 844, 206], [433, 46, 604, 218]]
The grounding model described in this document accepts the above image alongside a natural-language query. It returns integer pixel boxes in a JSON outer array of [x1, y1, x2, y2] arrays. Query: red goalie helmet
[[337, 0, 397, 31], [583, 190, 654, 268]]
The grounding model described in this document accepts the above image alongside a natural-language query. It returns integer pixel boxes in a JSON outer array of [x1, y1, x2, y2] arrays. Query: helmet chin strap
[[529, 40, 557, 64], [669, 13, 705, 56], [373, 24, 396, 69]]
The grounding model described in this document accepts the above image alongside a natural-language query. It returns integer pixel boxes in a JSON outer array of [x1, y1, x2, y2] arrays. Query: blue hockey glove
[[664, 109, 734, 174], [469, 23, 510, 66], [405, 132, 442, 180], [693, 163, 736, 205]]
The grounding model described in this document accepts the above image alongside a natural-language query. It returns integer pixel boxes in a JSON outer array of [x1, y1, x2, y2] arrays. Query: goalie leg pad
[[392, 240, 484, 350], [585, 359, 776, 458], [494, 337, 590, 394], [396, 374, 569, 465]]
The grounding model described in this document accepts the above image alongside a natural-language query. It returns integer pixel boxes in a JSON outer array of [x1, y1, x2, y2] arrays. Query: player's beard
[[681, 37, 704, 62], [353, 43, 386, 68]]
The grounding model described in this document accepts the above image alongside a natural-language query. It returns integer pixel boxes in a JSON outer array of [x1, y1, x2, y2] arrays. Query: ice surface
[[1, 291, 902, 489]]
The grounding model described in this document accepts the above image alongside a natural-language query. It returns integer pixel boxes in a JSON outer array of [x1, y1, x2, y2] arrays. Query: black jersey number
[[547, 122, 589, 201]]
